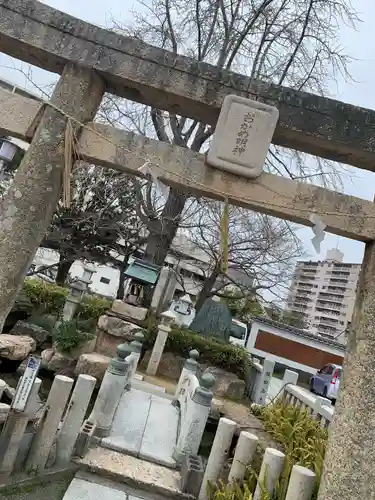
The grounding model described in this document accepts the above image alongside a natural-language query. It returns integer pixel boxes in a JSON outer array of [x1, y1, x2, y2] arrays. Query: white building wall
[[246, 320, 345, 375]]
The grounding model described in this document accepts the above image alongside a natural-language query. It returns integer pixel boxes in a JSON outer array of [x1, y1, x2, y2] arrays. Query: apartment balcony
[[298, 276, 315, 283], [318, 316, 339, 326], [300, 268, 317, 274], [330, 278, 348, 285], [330, 270, 350, 277], [319, 292, 344, 302], [315, 307, 341, 316], [296, 282, 314, 289], [295, 290, 312, 298], [316, 301, 342, 311], [326, 286, 347, 295]]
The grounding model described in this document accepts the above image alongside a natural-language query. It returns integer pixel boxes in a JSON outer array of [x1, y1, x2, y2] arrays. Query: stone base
[[75, 353, 110, 382], [76, 448, 189, 500], [111, 301, 147, 321]]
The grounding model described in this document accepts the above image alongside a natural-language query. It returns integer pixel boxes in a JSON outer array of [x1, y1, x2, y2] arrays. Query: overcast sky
[[1, 0, 374, 265]]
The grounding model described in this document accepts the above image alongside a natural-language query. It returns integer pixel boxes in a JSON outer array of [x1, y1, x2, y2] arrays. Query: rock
[[0, 335, 36, 360], [10, 321, 51, 349], [48, 351, 76, 377], [68, 338, 96, 360], [111, 300, 147, 321], [98, 315, 139, 337], [203, 367, 245, 401], [210, 397, 225, 420], [75, 353, 110, 382], [41, 348, 55, 367], [96, 315, 139, 357], [140, 350, 184, 380]]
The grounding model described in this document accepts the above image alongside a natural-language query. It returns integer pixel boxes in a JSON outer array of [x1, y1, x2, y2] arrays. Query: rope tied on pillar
[[63, 118, 74, 208], [220, 198, 229, 273]]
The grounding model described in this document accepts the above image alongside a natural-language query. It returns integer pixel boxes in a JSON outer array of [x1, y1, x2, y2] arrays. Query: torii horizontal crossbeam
[[1, 0, 375, 170], [0, 85, 373, 242]]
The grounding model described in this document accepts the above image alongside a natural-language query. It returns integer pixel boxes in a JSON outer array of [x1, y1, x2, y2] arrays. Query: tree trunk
[[0, 66, 104, 332], [116, 258, 129, 299], [55, 256, 74, 286], [143, 188, 187, 266], [195, 266, 221, 313], [142, 188, 187, 307]]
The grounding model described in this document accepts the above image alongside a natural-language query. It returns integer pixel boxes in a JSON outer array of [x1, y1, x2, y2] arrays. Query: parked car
[[310, 363, 342, 403]]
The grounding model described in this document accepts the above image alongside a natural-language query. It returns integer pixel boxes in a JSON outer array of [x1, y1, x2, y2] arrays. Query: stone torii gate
[[0, 1, 375, 499]]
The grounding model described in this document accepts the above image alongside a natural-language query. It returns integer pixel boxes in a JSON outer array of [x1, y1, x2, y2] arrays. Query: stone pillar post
[[173, 373, 215, 463], [253, 448, 285, 500], [198, 418, 237, 500], [285, 465, 316, 500], [0, 65, 104, 332], [281, 369, 299, 400], [56, 374, 96, 464], [175, 349, 200, 398], [317, 241, 375, 500], [228, 431, 259, 483], [90, 343, 132, 437], [254, 358, 275, 405], [26, 375, 74, 474], [146, 310, 175, 376], [0, 378, 41, 483], [125, 330, 144, 389]]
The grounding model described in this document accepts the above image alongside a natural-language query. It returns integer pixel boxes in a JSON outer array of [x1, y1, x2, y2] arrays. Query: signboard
[[207, 95, 279, 179], [11, 356, 41, 412]]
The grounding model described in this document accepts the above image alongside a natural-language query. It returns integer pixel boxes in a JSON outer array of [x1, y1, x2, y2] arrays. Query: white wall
[[246, 319, 345, 375], [33, 248, 120, 298]]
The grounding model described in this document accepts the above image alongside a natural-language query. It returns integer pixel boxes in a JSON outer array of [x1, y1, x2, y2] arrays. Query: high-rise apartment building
[[287, 249, 361, 341]]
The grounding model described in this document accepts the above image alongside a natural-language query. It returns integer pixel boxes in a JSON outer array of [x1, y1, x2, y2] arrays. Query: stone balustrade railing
[[0, 330, 146, 483], [283, 384, 334, 428], [173, 350, 215, 463], [198, 416, 317, 500]]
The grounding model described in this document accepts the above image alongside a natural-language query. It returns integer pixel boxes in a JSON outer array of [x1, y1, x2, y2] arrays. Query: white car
[[310, 363, 342, 403]]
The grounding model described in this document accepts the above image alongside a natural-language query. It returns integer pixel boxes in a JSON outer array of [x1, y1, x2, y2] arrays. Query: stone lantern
[[0, 138, 21, 163], [173, 294, 193, 316]]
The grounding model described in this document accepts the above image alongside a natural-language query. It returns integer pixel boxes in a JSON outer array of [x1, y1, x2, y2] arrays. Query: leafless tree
[[41, 163, 147, 294], [103, 0, 358, 269], [177, 201, 304, 311]]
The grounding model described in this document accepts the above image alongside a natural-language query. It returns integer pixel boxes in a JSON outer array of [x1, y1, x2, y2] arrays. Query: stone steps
[[63, 470, 184, 500], [75, 449, 192, 500]]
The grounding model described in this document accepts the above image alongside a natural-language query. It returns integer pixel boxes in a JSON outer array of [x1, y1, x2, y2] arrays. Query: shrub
[[26, 314, 57, 333], [77, 294, 111, 320], [258, 400, 327, 493], [209, 401, 327, 500], [53, 320, 95, 353], [143, 323, 251, 379], [22, 279, 67, 314], [20, 279, 111, 321]]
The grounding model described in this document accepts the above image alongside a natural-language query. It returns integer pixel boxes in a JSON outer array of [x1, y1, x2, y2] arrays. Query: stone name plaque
[[207, 95, 279, 179]]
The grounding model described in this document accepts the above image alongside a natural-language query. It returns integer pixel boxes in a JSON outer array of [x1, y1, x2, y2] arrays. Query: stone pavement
[[63, 470, 179, 500], [101, 388, 179, 468]]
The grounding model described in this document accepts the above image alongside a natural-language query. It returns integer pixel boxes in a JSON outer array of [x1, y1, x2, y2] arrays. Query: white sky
[[1, 0, 374, 265]]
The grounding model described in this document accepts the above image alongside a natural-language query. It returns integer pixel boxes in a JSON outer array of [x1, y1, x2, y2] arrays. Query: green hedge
[[21, 279, 111, 320], [23, 279, 67, 313], [143, 323, 251, 379]]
